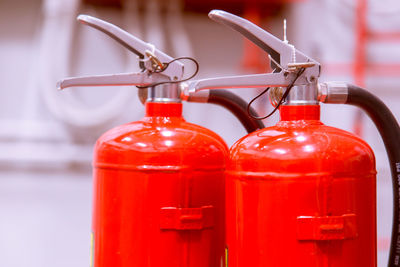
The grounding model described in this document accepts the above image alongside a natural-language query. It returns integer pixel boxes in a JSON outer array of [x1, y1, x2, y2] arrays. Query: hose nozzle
[[318, 82, 348, 104]]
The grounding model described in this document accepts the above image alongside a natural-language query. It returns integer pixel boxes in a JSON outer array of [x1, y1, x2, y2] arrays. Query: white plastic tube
[[37, 0, 140, 128]]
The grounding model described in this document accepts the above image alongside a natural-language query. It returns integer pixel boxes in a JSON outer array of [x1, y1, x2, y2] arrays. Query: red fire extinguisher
[[58, 15, 263, 267], [184, 10, 400, 267]]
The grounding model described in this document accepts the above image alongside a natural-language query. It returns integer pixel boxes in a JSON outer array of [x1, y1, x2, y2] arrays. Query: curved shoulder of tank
[[230, 126, 286, 152], [232, 123, 373, 153], [183, 121, 229, 152], [94, 119, 229, 167], [95, 121, 147, 148], [229, 123, 376, 173], [322, 124, 374, 151]]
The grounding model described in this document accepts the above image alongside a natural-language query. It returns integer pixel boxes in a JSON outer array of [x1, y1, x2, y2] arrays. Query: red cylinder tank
[[91, 102, 228, 267], [226, 105, 376, 266]]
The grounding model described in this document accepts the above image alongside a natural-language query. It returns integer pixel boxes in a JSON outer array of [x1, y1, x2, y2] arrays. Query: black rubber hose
[[207, 90, 265, 133], [346, 84, 400, 267]]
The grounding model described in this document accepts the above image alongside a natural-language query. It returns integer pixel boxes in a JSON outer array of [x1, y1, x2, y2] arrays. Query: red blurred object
[[352, 0, 367, 137], [83, 0, 122, 8], [183, 0, 291, 15], [354, 0, 367, 88], [91, 102, 228, 267], [226, 105, 377, 266]]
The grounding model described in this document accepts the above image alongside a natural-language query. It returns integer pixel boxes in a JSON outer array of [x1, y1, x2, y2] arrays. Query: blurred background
[[0, 0, 399, 266]]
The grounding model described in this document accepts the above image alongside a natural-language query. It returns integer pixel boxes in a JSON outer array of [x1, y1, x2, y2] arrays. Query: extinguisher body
[[226, 105, 376, 266], [92, 102, 228, 267]]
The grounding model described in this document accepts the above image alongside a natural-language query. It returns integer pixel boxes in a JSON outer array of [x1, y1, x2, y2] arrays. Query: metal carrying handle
[[209, 10, 318, 72], [183, 73, 288, 93], [77, 15, 184, 80], [57, 72, 169, 90], [57, 15, 184, 90], [209, 10, 291, 71], [182, 10, 321, 93]]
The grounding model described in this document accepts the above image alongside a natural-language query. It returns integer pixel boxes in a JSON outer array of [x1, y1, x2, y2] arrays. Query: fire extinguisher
[[58, 15, 263, 267], [183, 10, 400, 267]]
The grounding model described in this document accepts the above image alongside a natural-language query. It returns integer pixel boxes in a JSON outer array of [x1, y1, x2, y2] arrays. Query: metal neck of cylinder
[[283, 83, 319, 106], [147, 83, 181, 103]]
